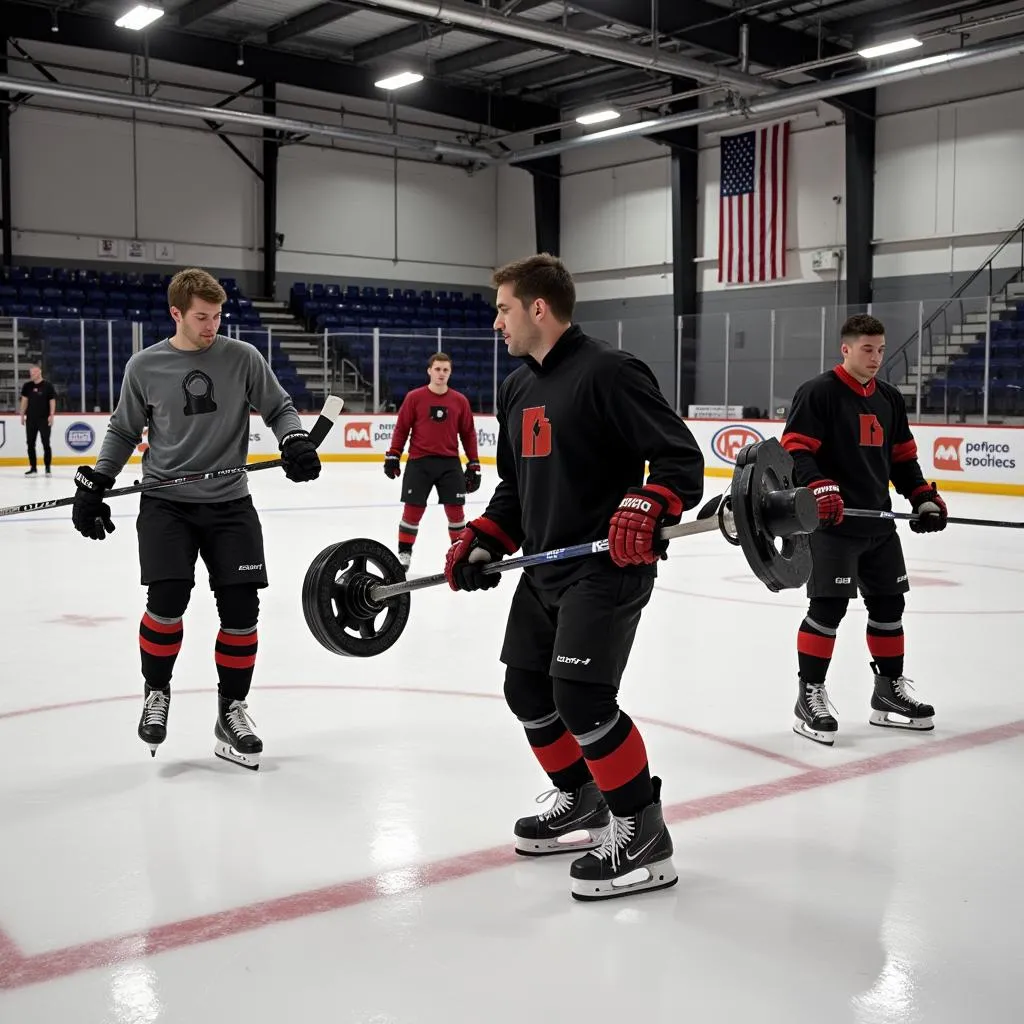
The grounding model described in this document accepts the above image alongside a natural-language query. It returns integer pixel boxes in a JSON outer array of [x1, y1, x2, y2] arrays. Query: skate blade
[[793, 719, 836, 746], [214, 741, 261, 770], [869, 710, 934, 731], [514, 827, 607, 857], [570, 858, 679, 902]]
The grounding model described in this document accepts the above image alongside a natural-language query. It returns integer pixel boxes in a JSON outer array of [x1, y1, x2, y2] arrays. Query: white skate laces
[[225, 700, 257, 738], [142, 689, 168, 725], [891, 676, 923, 707], [592, 814, 636, 872], [535, 788, 574, 822], [804, 681, 836, 718]]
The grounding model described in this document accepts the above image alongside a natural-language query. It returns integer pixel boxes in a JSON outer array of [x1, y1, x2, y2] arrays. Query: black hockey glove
[[464, 460, 481, 494], [384, 450, 401, 480], [72, 466, 116, 541], [444, 517, 518, 592], [909, 483, 948, 533], [280, 430, 321, 483]]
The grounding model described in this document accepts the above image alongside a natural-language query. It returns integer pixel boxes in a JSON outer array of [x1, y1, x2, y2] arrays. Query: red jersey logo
[[859, 414, 884, 447], [522, 406, 552, 458]]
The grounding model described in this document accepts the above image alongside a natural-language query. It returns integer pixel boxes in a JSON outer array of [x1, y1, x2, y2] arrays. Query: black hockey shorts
[[806, 529, 909, 599], [500, 568, 654, 687], [401, 455, 465, 506], [137, 494, 268, 589]]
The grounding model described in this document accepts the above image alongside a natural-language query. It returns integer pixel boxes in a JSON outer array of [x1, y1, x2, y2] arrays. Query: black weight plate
[[729, 438, 815, 592], [302, 538, 411, 657]]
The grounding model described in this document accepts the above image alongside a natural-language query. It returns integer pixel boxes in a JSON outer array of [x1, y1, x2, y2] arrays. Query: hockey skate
[[397, 549, 412, 571], [138, 685, 170, 757], [214, 698, 263, 770], [514, 780, 610, 856], [569, 776, 677, 901], [793, 676, 838, 746], [869, 663, 935, 731]]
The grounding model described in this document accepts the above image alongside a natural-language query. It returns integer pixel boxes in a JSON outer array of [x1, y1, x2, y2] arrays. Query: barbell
[[301, 438, 820, 658]]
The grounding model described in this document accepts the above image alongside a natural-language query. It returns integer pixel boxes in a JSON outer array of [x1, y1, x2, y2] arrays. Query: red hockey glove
[[809, 479, 844, 526], [384, 450, 401, 480], [909, 483, 947, 533], [464, 461, 481, 493], [607, 485, 683, 567], [444, 517, 519, 592]]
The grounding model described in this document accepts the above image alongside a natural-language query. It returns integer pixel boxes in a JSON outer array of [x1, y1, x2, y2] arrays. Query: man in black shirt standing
[[782, 314, 947, 746], [20, 364, 57, 476], [444, 254, 705, 901]]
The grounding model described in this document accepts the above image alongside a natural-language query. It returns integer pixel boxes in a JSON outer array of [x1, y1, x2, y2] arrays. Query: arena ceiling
[[3, 0, 1024, 157]]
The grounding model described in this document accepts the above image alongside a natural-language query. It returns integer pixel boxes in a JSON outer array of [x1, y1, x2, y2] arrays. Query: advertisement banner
[[1, 414, 1021, 495]]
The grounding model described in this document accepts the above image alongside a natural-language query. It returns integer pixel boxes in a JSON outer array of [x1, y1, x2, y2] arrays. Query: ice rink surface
[[1, 460, 1022, 1023]]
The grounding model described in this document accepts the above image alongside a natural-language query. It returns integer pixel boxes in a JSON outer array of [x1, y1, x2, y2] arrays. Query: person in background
[[384, 352, 481, 571], [20, 364, 57, 476]]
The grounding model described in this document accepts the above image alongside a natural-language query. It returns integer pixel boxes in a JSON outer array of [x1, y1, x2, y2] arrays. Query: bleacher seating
[[926, 310, 1024, 416], [0, 265, 272, 410], [289, 279, 513, 408]]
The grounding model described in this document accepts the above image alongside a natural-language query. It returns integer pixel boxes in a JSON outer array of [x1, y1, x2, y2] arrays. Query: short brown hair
[[167, 268, 227, 315], [428, 352, 452, 370], [841, 313, 885, 341], [492, 253, 575, 322]]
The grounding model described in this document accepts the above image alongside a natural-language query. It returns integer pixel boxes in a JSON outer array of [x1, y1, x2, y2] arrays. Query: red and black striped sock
[[139, 610, 183, 689], [215, 626, 258, 702], [443, 503, 467, 544], [523, 711, 591, 792], [579, 712, 652, 817], [398, 503, 426, 552], [797, 615, 837, 685], [867, 617, 904, 679]]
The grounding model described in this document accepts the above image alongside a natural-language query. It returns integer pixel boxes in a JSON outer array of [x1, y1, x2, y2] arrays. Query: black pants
[[26, 420, 52, 471], [137, 494, 268, 588], [806, 528, 910, 598], [501, 568, 654, 686], [402, 455, 465, 506]]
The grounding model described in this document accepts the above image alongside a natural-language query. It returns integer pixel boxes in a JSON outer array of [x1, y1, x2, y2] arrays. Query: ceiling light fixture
[[374, 71, 424, 91], [114, 5, 165, 31], [575, 109, 621, 126], [858, 37, 922, 59]]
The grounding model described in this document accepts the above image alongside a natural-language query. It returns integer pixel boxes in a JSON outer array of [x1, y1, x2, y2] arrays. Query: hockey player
[[384, 352, 481, 571], [70, 267, 321, 769], [782, 313, 947, 746], [444, 254, 705, 901]]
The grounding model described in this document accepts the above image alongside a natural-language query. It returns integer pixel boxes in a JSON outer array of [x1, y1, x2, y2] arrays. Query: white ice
[[1, 461, 1022, 1023]]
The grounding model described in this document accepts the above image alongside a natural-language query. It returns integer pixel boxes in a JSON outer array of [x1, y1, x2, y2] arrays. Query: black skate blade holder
[[301, 438, 821, 658]]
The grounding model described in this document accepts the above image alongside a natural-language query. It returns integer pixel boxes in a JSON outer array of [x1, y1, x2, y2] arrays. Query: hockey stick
[[0, 395, 345, 520], [843, 508, 1024, 529]]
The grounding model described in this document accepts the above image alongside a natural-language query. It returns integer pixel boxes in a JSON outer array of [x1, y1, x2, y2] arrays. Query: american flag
[[718, 121, 790, 284]]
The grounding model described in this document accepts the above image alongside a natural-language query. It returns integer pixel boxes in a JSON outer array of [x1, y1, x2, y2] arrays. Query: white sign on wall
[[126, 241, 148, 261], [154, 242, 176, 263], [96, 238, 119, 259]]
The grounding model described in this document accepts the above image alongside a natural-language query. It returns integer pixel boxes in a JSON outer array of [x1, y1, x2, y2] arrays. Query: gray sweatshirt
[[95, 335, 303, 503]]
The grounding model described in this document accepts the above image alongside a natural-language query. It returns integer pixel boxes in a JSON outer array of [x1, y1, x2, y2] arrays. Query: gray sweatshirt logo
[[182, 369, 218, 416]]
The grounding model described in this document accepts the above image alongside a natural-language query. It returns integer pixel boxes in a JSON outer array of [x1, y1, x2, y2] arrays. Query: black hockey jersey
[[782, 365, 928, 535], [481, 325, 705, 588]]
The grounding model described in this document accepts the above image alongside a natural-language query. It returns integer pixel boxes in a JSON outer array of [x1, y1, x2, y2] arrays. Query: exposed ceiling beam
[[434, 10, 606, 77], [352, 0, 551, 65], [361, 0, 770, 92], [3, 1, 556, 132], [575, 0, 848, 65], [266, 3, 362, 46], [826, 0, 1006, 40], [500, 54, 614, 93], [174, 0, 241, 29]]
